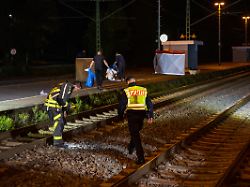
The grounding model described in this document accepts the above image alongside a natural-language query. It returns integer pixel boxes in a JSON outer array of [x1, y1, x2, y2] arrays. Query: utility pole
[[214, 2, 225, 66], [157, 0, 161, 49], [96, 0, 101, 51], [186, 0, 190, 40], [242, 16, 250, 46], [60, 0, 135, 52]]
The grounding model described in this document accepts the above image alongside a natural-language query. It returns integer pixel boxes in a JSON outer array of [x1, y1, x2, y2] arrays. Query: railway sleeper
[[175, 151, 234, 162], [0, 140, 24, 147], [182, 147, 206, 156], [137, 178, 180, 186], [157, 171, 189, 179], [0, 146, 13, 150], [194, 141, 246, 147], [239, 172, 250, 180], [185, 173, 223, 181], [67, 121, 88, 126], [80, 117, 93, 122], [240, 167, 250, 174], [157, 163, 191, 173], [14, 136, 37, 143], [172, 151, 205, 162], [182, 179, 218, 186], [213, 129, 237, 133], [201, 135, 232, 141], [187, 167, 226, 174], [170, 158, 205, 167], [199, 137, 249, 144], [96, 114, 111, 119], [190, 143, 243, 152]]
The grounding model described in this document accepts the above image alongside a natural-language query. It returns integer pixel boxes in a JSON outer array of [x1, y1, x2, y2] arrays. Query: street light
[[157, 0, 161, 50], [160, 34, 168, 43], [214, 2, 225, 66], [242, 16, 250, 45]]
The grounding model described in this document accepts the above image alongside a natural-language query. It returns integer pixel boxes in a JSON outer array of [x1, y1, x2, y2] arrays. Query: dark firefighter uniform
[[118, 81, 153, 164], [44, 82, 74, 146]]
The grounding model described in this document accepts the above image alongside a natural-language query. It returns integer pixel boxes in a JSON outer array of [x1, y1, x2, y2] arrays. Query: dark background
[[0, 0, 249, 68]]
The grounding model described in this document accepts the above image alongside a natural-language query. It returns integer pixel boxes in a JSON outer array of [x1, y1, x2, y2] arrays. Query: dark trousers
[[47, 108, 65, 145], [127, 110, 146, 160], [47, 108, 54, 127], [118, 66, 125, 80], [95, 69, 103, 87]]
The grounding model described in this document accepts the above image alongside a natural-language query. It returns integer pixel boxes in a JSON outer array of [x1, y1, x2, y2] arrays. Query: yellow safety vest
[[124, 86, 147, 110], [44, 83, 68, 109]]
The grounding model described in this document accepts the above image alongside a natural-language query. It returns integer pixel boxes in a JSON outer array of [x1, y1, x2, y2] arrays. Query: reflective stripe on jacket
[[124, 86, 147, 110], [44, 83, 69, 109]]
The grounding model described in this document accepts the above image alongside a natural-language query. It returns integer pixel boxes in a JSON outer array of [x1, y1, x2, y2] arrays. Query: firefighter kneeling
[[118, 76, 153, 165], [44, 81, 81, 148]]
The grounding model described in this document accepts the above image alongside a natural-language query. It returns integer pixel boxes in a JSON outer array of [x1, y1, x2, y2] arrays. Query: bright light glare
[[214, 2, 225, 6], [160, 34, 168, 42], [242, 16, 250, 20]]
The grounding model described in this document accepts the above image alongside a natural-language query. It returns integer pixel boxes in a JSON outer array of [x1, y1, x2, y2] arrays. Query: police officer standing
[[118, 76, 153, 164], [44, 81, 81, 147]]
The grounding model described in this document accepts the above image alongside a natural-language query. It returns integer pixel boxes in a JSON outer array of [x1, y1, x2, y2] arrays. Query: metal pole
[[96, 0, 101, 52], [186, 0, 190, 40], [218, 4, 221, 66], [245, 18, 248, 45], [158, 0, 161, 49]]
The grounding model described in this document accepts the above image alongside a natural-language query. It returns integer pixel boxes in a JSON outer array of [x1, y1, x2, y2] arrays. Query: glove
[[147, 118, 153, 124], [62, 102, 71, 115]]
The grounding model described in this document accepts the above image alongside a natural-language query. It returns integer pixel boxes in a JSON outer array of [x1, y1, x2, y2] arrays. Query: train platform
[[0, 62, 249, 112]]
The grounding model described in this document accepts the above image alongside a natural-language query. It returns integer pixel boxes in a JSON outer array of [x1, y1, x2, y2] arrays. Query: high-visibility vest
[[44, 83, 68, 109], [124, 86, 147, 110]]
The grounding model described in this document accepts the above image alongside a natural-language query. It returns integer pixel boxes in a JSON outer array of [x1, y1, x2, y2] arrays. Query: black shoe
[[54, 143, 68, 149], [128, 147, 135, 154], [135, 158, 145, 165]]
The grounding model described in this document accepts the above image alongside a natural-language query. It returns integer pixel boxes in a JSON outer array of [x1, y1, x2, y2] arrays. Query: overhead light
[[160, 34, 168, 42]]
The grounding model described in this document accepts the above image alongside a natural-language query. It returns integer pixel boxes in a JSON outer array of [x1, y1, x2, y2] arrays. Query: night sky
[[0, 0, 249, 66]]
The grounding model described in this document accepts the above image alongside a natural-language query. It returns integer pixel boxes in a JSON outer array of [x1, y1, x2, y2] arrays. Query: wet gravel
[[6, 145, 123, 181], [1, 76, 250, 186]]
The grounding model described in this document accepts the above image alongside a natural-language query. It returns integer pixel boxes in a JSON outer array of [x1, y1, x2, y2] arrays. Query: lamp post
[[242, 16, 250, 46], [214, 2, 224, 66], [157, 0, 161, 50]]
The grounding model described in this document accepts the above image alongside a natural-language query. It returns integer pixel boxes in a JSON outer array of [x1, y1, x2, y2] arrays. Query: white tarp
[[154, 53, 185, 75]]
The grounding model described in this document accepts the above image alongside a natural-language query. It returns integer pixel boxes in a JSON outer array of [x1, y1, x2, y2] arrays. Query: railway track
[[223, 146, 250, 187], [1, 71, 250, 186], [220, 131, 250, 186], [113, 92, 250, 187], [0, 71, 248, 161]]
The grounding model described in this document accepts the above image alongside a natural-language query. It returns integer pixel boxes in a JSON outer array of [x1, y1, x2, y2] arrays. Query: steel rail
[[0, 71, 249, 163], [111, 92, 250, 187]]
